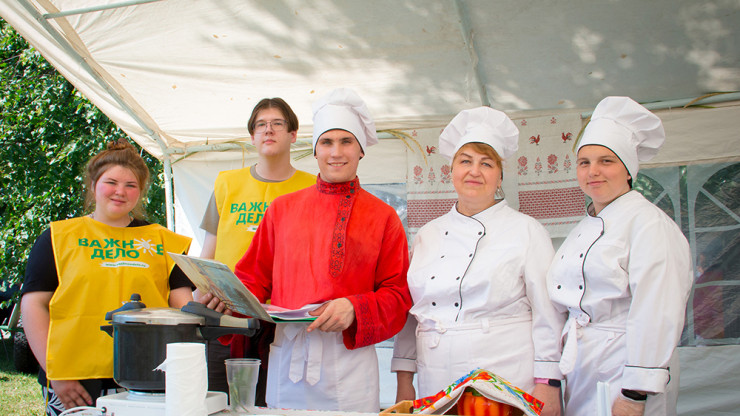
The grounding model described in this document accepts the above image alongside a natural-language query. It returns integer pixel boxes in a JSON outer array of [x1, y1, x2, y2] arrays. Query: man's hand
[[307, 298, 355, 332], [612, 395, 646, 416], [50, 379, 92, 410], [531, 383, 562, 416], [193, 289, 231, 315]]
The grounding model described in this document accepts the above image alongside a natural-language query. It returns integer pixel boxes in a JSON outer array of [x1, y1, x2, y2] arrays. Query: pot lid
[[111, 307, 206, 325]]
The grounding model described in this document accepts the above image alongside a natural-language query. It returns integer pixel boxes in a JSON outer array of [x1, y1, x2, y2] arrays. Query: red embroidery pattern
[[354, 293, 376, 347], [547, 154, 558, 173], [427, 167, 436, 185], [518, 187, 585, 219], [317, 177, 359, 278], [440, 164, 451, 183], [408, 198, 456, 228], [518, 156, 528, 176], [413, 165, 423, 184], [563, 154, 572, 173]]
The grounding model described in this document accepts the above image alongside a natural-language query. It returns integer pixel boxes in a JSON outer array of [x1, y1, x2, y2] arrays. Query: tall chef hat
[[312, 88, 378, 154], [578, 96, 665, 178], [438, 106, 519, 162]]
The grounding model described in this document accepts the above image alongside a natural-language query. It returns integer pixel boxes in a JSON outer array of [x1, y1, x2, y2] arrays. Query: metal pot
[[101, 294, 258, 392]]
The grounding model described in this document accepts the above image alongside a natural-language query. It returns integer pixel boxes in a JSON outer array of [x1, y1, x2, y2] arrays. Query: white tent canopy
[[3, 0, 740, 413], [3, 0, 740, 224], [3, 0, 739, 153]]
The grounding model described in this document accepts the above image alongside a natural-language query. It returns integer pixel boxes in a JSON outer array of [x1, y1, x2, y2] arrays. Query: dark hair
[[452, 142, 504, 177], [83, 139, 150, 218], [247, 97, 299, 135]]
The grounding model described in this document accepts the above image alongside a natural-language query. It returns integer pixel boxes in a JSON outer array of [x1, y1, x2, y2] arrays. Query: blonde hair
[[452, 142, 504, 173], [83, 139, 150, 218]]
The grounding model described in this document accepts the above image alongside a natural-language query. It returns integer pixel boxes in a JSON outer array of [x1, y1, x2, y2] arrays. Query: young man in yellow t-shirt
[[196, 98, 315, 403]]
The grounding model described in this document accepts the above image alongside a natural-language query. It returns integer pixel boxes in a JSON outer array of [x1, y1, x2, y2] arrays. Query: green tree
[[0, 19, 166, 303]]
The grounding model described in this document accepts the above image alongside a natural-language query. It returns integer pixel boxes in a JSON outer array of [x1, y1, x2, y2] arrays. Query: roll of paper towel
[[155, 342, 208, 416]]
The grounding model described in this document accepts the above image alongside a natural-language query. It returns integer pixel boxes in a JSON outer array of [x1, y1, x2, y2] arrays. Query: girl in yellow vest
[[20, 139, 192, 416]]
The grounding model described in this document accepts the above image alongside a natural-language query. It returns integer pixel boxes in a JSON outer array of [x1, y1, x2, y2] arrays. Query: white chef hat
[[312, 88, 378, 154], [438, 106, 519, 162], [578, 96, 665, 178]]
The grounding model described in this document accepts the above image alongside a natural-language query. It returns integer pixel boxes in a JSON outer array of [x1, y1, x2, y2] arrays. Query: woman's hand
[[395, 371, 416, 403], [307, 298, 355, 332], [50, 379, 93, 410], [193, 289, 231, 314], [612, 395, 646, 416], [532, 383, 562, 416]]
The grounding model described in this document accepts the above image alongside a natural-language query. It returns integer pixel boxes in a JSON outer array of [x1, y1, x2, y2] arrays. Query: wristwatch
[[546, 379, 561, 387]]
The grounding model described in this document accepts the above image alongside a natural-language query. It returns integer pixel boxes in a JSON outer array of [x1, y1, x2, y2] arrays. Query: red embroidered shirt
[[234, 176, 412, 349]]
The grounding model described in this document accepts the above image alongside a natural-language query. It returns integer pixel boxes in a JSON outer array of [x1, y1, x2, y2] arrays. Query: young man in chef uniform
[[233, 88, 412, 412]]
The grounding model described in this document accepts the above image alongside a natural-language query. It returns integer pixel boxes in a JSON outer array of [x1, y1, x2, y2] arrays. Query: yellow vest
[[213, 168, 315, 269], [47, 217, 191, 380]]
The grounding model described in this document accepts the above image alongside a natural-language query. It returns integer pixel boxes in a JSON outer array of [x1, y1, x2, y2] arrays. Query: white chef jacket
[[391, 201, 563, 397], [266, 322, 380, 412], [547, 191, 692, 415]]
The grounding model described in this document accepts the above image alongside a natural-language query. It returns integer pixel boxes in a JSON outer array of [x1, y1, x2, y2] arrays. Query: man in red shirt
[[234, 88, 412, 412]]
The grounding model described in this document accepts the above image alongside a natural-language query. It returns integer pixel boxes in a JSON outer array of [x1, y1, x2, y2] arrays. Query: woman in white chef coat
[[392, 107, 564, 416], [548, 97, 693, 416]]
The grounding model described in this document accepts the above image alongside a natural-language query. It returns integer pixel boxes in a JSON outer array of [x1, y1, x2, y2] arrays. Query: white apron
[[266, 322, 379, 412], [561, 319, 680, 416], [416, 315, 535, 398]]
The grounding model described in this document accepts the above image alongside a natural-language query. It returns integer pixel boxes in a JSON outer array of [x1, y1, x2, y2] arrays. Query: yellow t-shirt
[[212, 168, 315, 269]]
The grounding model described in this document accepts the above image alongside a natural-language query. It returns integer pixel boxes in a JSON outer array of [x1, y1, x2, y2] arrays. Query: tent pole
[[581, 93, 740, 118], [453, 0, 490, 107], [163, 156, 175, 231], [17, 0, 169, 155], [42, 0, 163, 18]]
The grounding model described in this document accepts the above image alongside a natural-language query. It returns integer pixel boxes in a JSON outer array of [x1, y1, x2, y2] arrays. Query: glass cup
[[225, 358, 261, 413]]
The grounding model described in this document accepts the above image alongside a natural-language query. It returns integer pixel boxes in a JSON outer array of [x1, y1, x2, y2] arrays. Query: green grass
[[0, 336, 45, 416]]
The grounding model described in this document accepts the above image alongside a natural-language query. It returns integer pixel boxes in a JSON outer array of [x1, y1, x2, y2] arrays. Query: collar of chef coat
[[586, 190, 641, 220], [451, 199, 509, 222]]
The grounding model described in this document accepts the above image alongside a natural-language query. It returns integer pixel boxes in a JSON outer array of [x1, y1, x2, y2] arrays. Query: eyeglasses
[[253, 119, 288, 133]]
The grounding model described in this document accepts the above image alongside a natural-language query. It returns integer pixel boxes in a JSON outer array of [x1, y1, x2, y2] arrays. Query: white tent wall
[[173, 102, 740, 252], [2, 0, 740, 413]]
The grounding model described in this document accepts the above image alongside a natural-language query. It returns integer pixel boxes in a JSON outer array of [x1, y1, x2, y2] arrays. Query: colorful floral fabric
[[411, 369, 543, 415]]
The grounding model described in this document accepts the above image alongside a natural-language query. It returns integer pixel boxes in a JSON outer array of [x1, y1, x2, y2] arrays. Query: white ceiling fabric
[[2, 0, 739, 162]]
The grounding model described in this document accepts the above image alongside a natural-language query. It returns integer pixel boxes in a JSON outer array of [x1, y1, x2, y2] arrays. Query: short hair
[[83, 139, 150, 218], [247, 97, 299, 135], [452, 142, 504, 173]]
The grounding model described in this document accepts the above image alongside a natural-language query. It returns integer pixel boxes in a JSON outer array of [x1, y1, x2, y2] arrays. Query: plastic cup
[[225, 358, 261, 413]]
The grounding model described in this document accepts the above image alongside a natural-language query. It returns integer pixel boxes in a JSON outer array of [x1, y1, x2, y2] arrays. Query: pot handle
[[199, 326, 258, 340], [182, 301, 260, 329], [100, 324, 113, 337]]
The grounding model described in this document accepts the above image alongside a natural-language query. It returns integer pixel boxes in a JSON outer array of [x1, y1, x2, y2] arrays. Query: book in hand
[[168, 253, 320, 323]]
